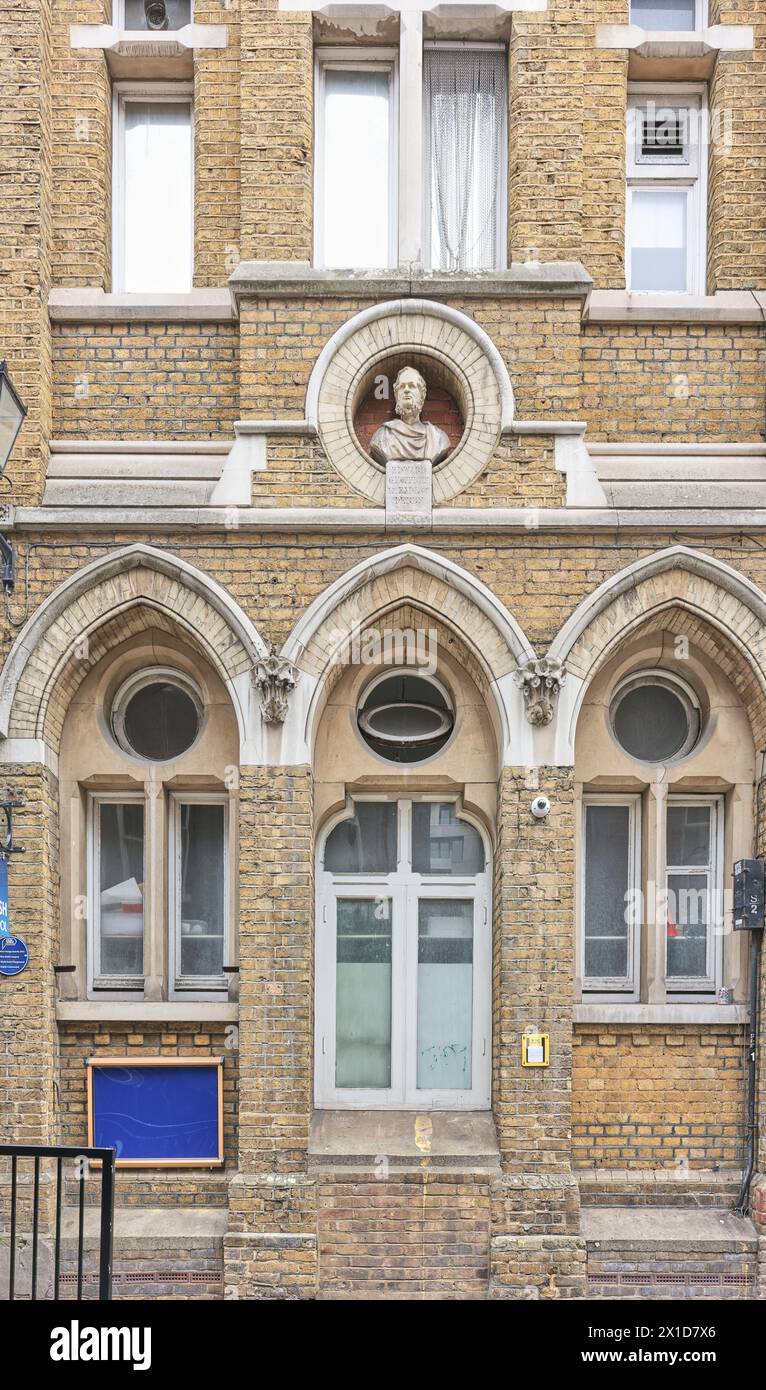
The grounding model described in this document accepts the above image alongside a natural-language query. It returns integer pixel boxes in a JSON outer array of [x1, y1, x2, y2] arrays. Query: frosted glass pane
[[99, 803, 144, 976], [613, 683, 691, 761], [336, 900, 392, 1087], [631, 0, 696, 30], [324, 802, 397, 873], [322, 69, 391, 268], [667, 803, 710, 866], [583, 804, 630, 981], [667, 872, 708, 977], [179, 803, 225, 978], [417, 900, 473, 1089], [412, 803, 485, 875], [630, 189, 688, 291], [123, 101, 192, 292]]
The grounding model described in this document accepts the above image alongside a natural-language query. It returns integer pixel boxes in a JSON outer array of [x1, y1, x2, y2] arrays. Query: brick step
[[317, 1176, 491, 1298]]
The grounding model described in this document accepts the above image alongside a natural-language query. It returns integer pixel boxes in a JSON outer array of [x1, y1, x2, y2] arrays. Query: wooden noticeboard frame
[[86, 1055, 225, 1169]]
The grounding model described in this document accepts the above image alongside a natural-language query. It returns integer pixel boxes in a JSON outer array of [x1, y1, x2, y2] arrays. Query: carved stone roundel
[[315, 303, 505, 505]]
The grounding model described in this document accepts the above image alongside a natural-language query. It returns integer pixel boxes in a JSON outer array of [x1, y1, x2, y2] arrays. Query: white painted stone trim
[[16, 505, 766, 530], [70, 24, 228, 53], [584, 289, 765, 324], [48, 287, 236, 323], [595, 23, 753, 55], [554, 432, 608, 508], [280, 0, 546, 12], [209, 430, 267, 508], [0, 739, 59, 776], [56, 1001, 238, 1022], [574, 1003, 748, 1024]]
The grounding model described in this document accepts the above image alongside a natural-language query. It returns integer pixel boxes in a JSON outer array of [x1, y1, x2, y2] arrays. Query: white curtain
[[123, 100, 193, 293], [424, 48, 506, 272]]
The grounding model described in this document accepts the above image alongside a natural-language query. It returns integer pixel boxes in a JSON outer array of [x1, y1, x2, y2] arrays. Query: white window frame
[[580, 794, 642, 1001], [87, 791, 146, 996], [168, 792, 231, 1000], [112, 81, 194, 294], [422, 40, 508, 274], [113, 0, 193, 30], [665, 793, 724, 996], [626, 83, 707, 295], [313, 48, 399, 270], [315, 795, 492, 1110], [629, 0, 707, 33]]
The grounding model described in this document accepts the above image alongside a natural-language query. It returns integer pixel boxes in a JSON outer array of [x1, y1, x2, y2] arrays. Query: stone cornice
[[228, 261, 594, 305]]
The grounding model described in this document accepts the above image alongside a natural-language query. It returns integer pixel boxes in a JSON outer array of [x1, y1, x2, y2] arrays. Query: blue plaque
[[0, 934, 29, 976]]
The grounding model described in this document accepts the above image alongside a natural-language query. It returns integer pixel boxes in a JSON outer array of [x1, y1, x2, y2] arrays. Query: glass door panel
[[335, 898, 392, 1088], [416, 899, 473, 1090]]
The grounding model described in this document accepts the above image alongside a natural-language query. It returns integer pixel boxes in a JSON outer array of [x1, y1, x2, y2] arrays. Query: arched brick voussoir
[[0, 544, 267, 749], [547, 545, 766, 750]]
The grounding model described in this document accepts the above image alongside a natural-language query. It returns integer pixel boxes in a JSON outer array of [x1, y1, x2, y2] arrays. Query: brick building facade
[[2, 0, 766, 1300]]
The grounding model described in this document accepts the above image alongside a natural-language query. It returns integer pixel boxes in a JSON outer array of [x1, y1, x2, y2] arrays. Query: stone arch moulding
[[0, 543, 268, 762], [276, 543, 535, 766], [546, 545, 766, 763], [306, 299, 515, 505]]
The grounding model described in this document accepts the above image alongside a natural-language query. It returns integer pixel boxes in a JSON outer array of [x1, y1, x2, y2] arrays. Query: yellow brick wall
[[52, 321, 239, 439], [572, 1026, 747, 1168]]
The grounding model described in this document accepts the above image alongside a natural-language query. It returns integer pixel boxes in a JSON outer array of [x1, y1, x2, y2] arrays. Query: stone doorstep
[[309, 1108, 501, 1172], [581, 1206, 757, 1254]]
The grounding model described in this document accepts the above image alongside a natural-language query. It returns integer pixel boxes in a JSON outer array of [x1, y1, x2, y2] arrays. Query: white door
[[315, 798, 491, 1109]]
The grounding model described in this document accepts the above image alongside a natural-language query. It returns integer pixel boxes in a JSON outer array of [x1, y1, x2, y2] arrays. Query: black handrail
[[0, 1143, 116, 1300]]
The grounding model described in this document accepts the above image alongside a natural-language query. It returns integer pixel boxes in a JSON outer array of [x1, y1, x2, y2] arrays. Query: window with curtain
[[115, 89, 193, 293], [423, 46, 507, 272]]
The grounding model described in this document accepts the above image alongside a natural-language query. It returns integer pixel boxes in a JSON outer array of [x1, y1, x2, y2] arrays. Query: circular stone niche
[[315, 306, 505, 504]]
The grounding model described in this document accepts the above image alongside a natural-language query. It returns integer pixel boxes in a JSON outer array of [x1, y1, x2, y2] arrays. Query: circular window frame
[[355, 667, 456, 765], [608, 668, 702, 765], [110, 666, 206, 763]]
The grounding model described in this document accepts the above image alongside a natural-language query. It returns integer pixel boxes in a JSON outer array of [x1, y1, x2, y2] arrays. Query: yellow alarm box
[[521, 1032, 549, 1067]]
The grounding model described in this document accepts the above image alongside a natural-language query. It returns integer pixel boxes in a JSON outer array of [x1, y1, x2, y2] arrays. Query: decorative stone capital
[[254, 645, 298, 725], [514, 657, 566, 727]]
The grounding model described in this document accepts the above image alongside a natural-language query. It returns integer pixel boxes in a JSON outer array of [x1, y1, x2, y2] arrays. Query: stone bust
[[368, 366, 452, 467]]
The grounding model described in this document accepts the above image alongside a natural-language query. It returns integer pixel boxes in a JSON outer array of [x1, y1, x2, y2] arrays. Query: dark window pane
[[412, 803, 485, 874], [99, 802, 144, 976], [667, 804, 710, 866], [179, 803, 225, 979], [612, 682, 693, 761], [124, 0, 192, 29], [584, 804, 631, 982], [122, 681, 199, 761], [667, 871, 709, 979], [324, 802, 397, 873]]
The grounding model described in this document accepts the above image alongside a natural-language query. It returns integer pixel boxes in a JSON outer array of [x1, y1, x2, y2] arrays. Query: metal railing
[[0, 1143, 115, 1300]]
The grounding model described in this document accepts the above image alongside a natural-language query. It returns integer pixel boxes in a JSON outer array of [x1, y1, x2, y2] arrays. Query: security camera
[[530, 795, 550, 820]]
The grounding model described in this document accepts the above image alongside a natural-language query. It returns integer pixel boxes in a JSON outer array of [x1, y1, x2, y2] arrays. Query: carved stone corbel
[[514, 657, 566, 727], [254, 645, 297, 725]]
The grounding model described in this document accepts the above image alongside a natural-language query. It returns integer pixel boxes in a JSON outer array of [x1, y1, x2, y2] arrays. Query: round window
[[610, 673, 701, 763], [357, 671, 453, 764], [111, 669, 203, 762]]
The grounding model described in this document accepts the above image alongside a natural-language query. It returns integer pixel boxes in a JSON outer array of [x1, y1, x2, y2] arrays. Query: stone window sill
[[309, 1108, 501, 1171], [48, 288, 236, 323], [595, 24, 752, 78], [574, 1003, 748, 1025], [228, 260, 593, 305], [584, 290, 765, 325], [70, 24, 227, 79], [56, 1001, 237, 1023]]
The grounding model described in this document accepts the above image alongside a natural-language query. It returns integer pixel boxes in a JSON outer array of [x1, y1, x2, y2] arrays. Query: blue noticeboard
[[87, 1058, 224, 1167]]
